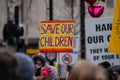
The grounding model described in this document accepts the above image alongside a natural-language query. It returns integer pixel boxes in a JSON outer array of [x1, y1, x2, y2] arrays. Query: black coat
[[35, 65, 45, 76]]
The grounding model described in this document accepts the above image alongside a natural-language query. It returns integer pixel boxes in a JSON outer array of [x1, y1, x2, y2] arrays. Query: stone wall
[[0, 0, 7, 40]]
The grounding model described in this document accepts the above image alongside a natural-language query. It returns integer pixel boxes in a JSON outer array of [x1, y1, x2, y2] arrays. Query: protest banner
[[85, 17, 120, 65], [39, 20, 75, 52]]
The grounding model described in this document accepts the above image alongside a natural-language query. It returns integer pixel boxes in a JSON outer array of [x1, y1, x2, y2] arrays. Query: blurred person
[[0, 50, 18, 80], [107, 65, 120, 80], [95, 66, 108, 80], [33, 54, 46, 76], [68, 60, 95, 80], [16, 53, 35, 80], [39, 65, 58, 80], [99, 61, 111, 69], [6, 38, 17, 53], [0, 42, 7, 52], [66, 65, 72, 80], [35, 76, 45, 80]]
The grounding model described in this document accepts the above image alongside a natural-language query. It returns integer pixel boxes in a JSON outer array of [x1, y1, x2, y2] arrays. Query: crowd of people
[[0, 46, 120, 80]]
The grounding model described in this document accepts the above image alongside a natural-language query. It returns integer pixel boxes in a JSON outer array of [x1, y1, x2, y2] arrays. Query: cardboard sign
[[85, 17, 120, 65], [39, 20, 75, 52]]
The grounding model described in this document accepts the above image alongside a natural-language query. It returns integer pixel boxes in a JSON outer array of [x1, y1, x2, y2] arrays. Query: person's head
[[99, 61, 111, 69], [36, 58, 42, 65], [33, 54, 45, 66], [107, 65, 120, 80], [68, 60, 95, 80], [95, 66, 108, 80], [0, 50, 18, 80], [16, 53, 35, 80], [41, 65, 58, 80]]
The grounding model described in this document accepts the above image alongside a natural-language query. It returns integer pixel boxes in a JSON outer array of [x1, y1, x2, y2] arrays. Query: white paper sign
[[73, 35, 80, 52], [60, 65, 67, 78], [59, 52, 78, 65], [85, 17, 120, 65]]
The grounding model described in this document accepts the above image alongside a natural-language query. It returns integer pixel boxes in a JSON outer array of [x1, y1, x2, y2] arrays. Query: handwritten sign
[[39, 20, 74, 52]]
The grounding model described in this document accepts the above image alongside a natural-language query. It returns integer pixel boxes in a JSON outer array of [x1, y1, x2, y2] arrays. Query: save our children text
[[40, 23, 74, 47]]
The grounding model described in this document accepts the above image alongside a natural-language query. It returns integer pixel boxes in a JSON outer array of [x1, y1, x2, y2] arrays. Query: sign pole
[[58, 53, 61, 80], [49, 0, 53, 20], [80, 0, 86, 59]]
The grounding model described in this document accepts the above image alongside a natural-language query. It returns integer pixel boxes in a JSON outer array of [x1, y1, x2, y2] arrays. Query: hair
[[99, 61, 111, 69], [0, 50, 18, 80], [67, 65, 72, 74], [107, 69, 118, 80], [33, 54, 46, 65], [107, 65, 120, 80], [68, 60, 95, 80], [95, 66, 108, 80]]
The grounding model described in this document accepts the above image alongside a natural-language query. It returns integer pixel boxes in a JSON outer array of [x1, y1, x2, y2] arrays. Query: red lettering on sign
[[41, 24, 46, 34], [47, 24, 53, 33], [68, 24, 74, 34], [58, 37, 64, 46], [68, 36, 73, 46], [40, 37, 45, 46], [55, 24, 60, 34], [40, 36, 74, 47], [41, 24, 61, 34]]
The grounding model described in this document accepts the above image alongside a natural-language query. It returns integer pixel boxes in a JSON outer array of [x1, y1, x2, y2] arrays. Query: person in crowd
[[0, 50, 18, 80], [66, 65, 72, 80], [16, 53, 35, 80], [68, 60, 95, 80], [95, 66, 108, 80], [6, 38, 17, 53], [38, 65, 58, 80], [0, 42, 7, 53], [99, 61, 111, 69], [33, 54, 46, 76], [107, 65, 120, 80]]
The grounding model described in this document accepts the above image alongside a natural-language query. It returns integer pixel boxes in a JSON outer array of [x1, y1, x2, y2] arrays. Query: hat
[[41, 65, 58, 80], [15, 53, 35, 80]]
